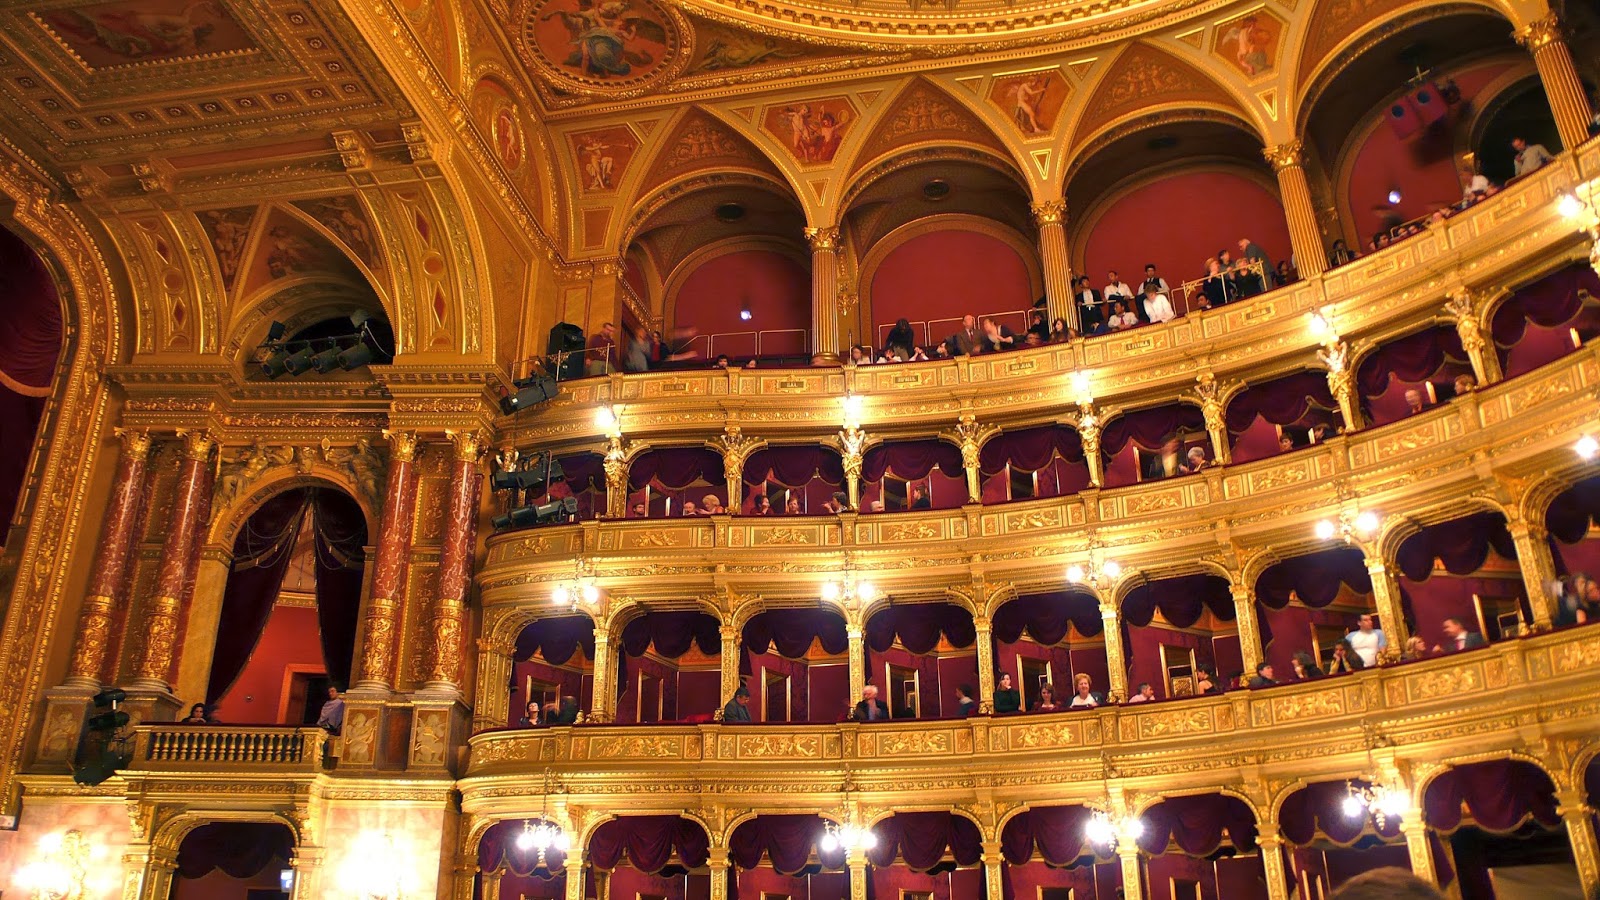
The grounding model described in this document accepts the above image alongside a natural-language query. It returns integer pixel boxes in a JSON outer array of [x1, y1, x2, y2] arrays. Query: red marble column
[[423, 431, 484, 691], [353, 430, 419, 690], [132, 430, 216, 689], [66, 429, 153, 686]]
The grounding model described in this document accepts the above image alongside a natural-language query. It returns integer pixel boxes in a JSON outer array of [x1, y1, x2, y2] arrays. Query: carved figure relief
[[568, 125, 639, 193], [295, 196, 381, 270], [196, 207, 256, 292], [761, 96, 855, 165], [687, 22, 809, 73]]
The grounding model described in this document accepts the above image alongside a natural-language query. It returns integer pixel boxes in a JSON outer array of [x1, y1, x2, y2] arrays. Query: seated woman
[[519, 700, 543, 727], [783, 496, 802, 515], [1290, 651, 1323, 681], [1049, 317, 1075, 343], [955, 684, 977, 718], [180, 703, 212, 725], [1032, 684, 1060, 712], [993, 673, 1022, 714], [1194, 666, 1222, 695], [750, 495, 773, 516], [1325, 639, 1365, 674], [1068, 673, 1104, 708]]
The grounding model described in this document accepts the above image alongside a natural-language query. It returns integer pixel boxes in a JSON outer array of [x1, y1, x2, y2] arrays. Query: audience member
[[1202, 258, 1237, 307], [1027, 310, 1050, 342], [849, 345, 870, 366], [180, 703, 212, 725], [1127, 682, 1156, 703], [1103, 270, 1135, 312], [1404, 389, 1428, 415], [1141, 264, 1170, 300], [752, 495, 772, 516], [1033, 684, 1060, 712], [1290, 651, 1323, 680], [630, 502, 647, 518], [956, 684, 977, 718], [1275, 260, 1298, 285], [1068, 673, 1103, 708], [1436, 617, 1486, 653], [981, 316, 1017, 352], [1143, 434, 1186, 480], [993, 673, 1022, 714], [1144, 284, 1175, 324], [701, 494, 724, 515], [550, 695, 580, 724], [681, 500, 699, 516], [1183, 446, 1210, 474], [868, 500, 885, 513], [886, 318, 916, 359], [1238, 237, 1275, 289], [1452, 373, 1476, 396], [910, 484, 931, 509], [1049, 317, 1074, 343], [1277, 433, 1296, 453], [1347, 614, 1386, 666], [1107, 300, 1137, 330], [1400, 636, 1431, 661], [951, 315, 983, 356], [1460, 165, 1491, 204], [722, 686, 752, 723], [1512, 136, 1554, 176], [1327, 867, 1444, 900], [621, 322, 652, 373], [714, 354, 731, 369], [1195, 667, 1221, 695], [316, 685, 345, 735], [1076, 277, 1104, 333], [1326, 639, 1364, 674], [784, 496, 802, 515], [520, 700, 542, 727], [854, 684, 888, 721], [1247, 662, 1278, 689], [585, 322, 617, 376], [1328, 239, 1358, 268], [822, 492, 850, 514]]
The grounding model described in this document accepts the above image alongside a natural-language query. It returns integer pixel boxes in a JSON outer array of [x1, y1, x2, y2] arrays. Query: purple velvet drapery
[[1355, 327, 1469, 397], [205, 491, 311, 704], [560, 452, 607, 494], [479, 820, 569, 876], [742, 608, 849, 660], [1225, 372, 1339, 434], [1120, 575, 1235, 628], [0, 227, 61, 545], [628, 448, 726, 492], [1394, 512, 1516, 582], [1545, 475, 1600, 544], [1000, 806, 1094, 865], [743, 446, 846, 488], [619, 611, 721, 658], [1278, 781, 1401, 846], [728, 815, 847, 874], [514, 615, 596, 665], [1254, 548, 1372, 609], [312, 490, 366, 689], [862, 440, 964, 482], [1491, 264, 1600, 346], [979, 426, 1084, 476], [865, 603, 975, 653], [991, 592, 1103, 644], [867, 813, 983, 871], [587, 816, 710, 873], [1137, 795, 1259, 857], [175, 822, 294, 880], [1424, 760, 1560, 833], [1099, 405, 1205, 457]]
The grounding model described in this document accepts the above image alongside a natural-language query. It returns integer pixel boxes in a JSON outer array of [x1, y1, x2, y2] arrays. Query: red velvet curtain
[[1278, 781, 1401, 846], [628, 448, 726, 492], [1100, 405, 1206, 457], [312, 490, 366, 689], [862, 440, 964, 482], [1137, 794, 1259, 857], [729, 815, 848, 874], [1394, 512, 1516, 582], [867, 812, 983, 871], [1121, 574, 1235, 628], [479, 819, 569, 876], [1544, 475, 1600, 544], [1254, 548, 1372, 609], [0, 226, 61, 544], [515, 615, 597, 665], [1225, 372, 1339, 435], [205, 491, 311, 705], [741, 608, 848, 664], [999, 806, 1094, 866], [979, 426, 1084, 476], [175, 822, 294, 880], [991, 591, 1102, 644], [587, 815, 710, 873], [1424, 759, 1560, 834], [865, 603, 975, 653], [619, 611, 721, 659], [1355, 326, 1469, 398], [743, 446, 846, 488], [1491, 264, 1600, 346]]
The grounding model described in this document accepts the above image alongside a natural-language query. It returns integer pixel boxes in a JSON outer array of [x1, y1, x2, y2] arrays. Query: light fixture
[[739, 307, 753, 321], [1387, 189, 1402, 205], [1071, 370, 1094, 406], [1308, 308, 1338, 345], [1066, 559, 1122, 589], [511, 769, 572, 868], [1576, 434, 1598, 460], [1558, 192, 1583, 219], [16, 830, 88, 900], [1341, 780, 1410, 830], [819, 819, 878, 853], [842, 394, 864, 429], [339, 830, 410, 900], [595, 405, 620, 436], [821, 571, 877, 606], [1315, 509, 1381, 544], [1084, 808, 1144, 851], [552, 559, 601, 608]]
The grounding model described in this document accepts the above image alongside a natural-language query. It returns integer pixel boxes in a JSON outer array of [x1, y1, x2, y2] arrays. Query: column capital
[[445, 428, 488, 463], [1031, 199, 1067, 227], [383, 428, 419, 462], [804, 226, 841, 252], [1515, 13, 1563, 50], [1262, 140, 1306, 172], [175, 428, 216, 461], [115, 426, 153, 458]]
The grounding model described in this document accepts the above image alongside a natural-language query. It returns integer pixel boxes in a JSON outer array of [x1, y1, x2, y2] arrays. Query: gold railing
[[131, 725, 327, 771]]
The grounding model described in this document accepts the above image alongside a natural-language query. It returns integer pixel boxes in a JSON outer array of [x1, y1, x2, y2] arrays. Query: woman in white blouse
[[1143, 285, 1175, 323]]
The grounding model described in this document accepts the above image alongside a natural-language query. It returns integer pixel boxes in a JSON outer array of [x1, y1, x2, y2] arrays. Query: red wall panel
[[671, 250, 810, 359], [212, 604, 325, 724], [1080, 170, 1292, 293], [869, 230, 1034, 347]]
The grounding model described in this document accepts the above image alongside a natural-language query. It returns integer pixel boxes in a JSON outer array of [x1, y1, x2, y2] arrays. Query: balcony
[[127, 725, 328, 775]]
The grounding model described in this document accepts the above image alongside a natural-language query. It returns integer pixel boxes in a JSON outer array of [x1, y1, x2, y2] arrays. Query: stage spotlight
[[336, 342, 375, 370], [266, 321, 287, 341], [492, 496, 578, 531], [281, 346, 317, 375], [260, 351, 292, 379], [501, 374, 559, 415], [492, 455, 565, 493], [311, 343, 344, 373]]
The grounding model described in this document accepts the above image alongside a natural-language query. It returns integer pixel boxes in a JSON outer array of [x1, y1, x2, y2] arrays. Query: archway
[[863, 600, 975, 719], [1279, 779, 1410, 895], [1252, 548, 1378, 682], [740, 608, 849, 723], [0, 225, 62, 544], [990, 589, 1108, 711], [171, 821, 295, 899], [1395, 511, 1528, 650], [1121, 574, 1240, 701], [511, 614, 595, 725], [206, 488, 366, 725]]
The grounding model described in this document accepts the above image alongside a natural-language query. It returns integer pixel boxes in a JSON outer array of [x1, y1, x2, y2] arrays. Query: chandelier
[[821, 571, 877, 605], [1314, 509, 1380, 544], [1341, 780, 1410, 830], [1065, 559, 1121, 589], [515, 769, 572, 866], [16, 830, 88, 900], [1084, 807, 1144, 851], [819, 819, 878, 853], [551, 559, 601, 608]]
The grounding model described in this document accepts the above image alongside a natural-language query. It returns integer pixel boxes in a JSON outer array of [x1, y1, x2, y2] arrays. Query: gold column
[[1400, 811, 1439, 885], [1516, 14, 1596, 151], [1256, 824, 1291, 900], [1078, 405, 1105, 489], [719, 624, 741, 708], [354, 430, 418, 690], [564, 856, 586, 900], [132, 429, 216, 690], [591, 630, 614, 723], [604, 435, 628, 518], [981, 841, 1004, 899], [1231, 581, 1265, 676], [67, 428, 152, 686], [1264, 141, 1327, 279], [719, 425, 754, 514], [1099, 598, 1128, 701], [848, 623, 866, 704], [1556, 789, 1600, 897], [1116, 845, 1143, 899], [1319, 341, 1365, 433], [847, 848, 869, 900], [1033, 200, 1075, 330], [422, 431, 485, 693], [287, 846, 323, 900], [1445, 290, 1502, 386], [953, 414, 996, 505], [707, 848, 731, 900], [1506, 514, 1560, 630], [806, 226, 842, 362], [1364, 555, 1412, 650], [975, 616, 996, 714]]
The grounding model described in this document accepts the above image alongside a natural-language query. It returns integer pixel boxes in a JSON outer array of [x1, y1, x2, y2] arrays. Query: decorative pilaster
[[719, 624, 741, 708], [848, 623, 866, 705], [131, 429, 216, 692], [1077, 405, 1105, 488], [564, 855, 586, 900], [67, 428, 152, 686], [1033, 200, 1075, 330], [839, 426, 867, 510], [1264, 141, 1326, 279], [707, 848, 731, 900], [975, 615, 996, 714], [1116, 845, 1143, 900], [1444, 289, 1502, 386], [1318, 340, 1364, 433], [1192, 374, 1232, 466], [1399, 811, 1439, 885], [1099, 599, 1128, 700], [1363, 555, 1412, 651], [718, 425, 756, 513], [422, 430, 485, 694], [847, 848, 869, 900], [1506, 513, 1560, 630], [1556, 789, 1600, 897], [806, 226, 842, 362], [953, 414, 996, 504], [354, 430, 417, 690], [1231, 581, 1265, 676], [287, 846, 324, 900], [603, 435, 628, 518], [1256, 824, 1292, 900], [590, 630, 614, 723], [981, 841, 1005, 900], [1516, 14, 1595, 150]]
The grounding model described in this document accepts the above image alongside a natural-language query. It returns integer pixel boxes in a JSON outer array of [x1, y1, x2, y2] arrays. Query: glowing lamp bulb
[[1354, 511, 1380, 535], [1122, 816, 1145, 840], [1072, 370, 1093, 404], [1085, 813, 1115, 847], [516, 826, 536, 851], [842, 394, 864, 425], [820, 832, 840, 853], [1314, 520, 1337, 541], [1387, 189, 1402, 205], [1377, 788, 1410, 818], [821, 582, 841, 602], [856, 581, 877, 601], [1065, 565, 1086, 583], [596, 406, 618, 433], [555, 831, 573, 852], [1308, 311, 1330, 338], [1102, 560, 1122, 579], [1558, 193, 1583, 219], [862, 830, 878, 850], [1577, 434, 1599, 460], [1342, 794, 1366, 818], [552, 585, 571, 605], [739, 308, 753, 321], [580, 583, 600, 604]]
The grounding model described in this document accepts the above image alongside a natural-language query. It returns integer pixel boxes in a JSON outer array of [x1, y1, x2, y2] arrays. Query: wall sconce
[[552, 559, 601, 609], [1307, 308, 1337, 345], [1315, 509, 1380, 543], [842, 394, 865, 430], [595, 405, 621, 438], [821, 571, 877, 606], [16, 829, 89, 900], [339, 830, 411, 900]]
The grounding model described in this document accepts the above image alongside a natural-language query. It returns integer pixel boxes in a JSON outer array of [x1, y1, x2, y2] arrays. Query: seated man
[[1246, 661, 1278, 689], [1436, 617, 1486, 653], [681, 500, 699, 516], [1404, 388, 1429, 416], [1126, 682, 1156, 703], [853, 684, 889, 721], [722, 685, 752, 723], [1183, 446, 1211, 474], [316, 686, 345, 734], [1143, 284, 1175, 324]]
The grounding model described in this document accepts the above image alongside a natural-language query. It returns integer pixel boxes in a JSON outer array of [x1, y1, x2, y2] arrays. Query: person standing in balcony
[[585, 322, 616, 376], [1103, 270, 1134, 310], [993, 672, 1022, 714], [722, 686, 752, 723], [1075, 277, 1104, 333], [1511, 136, 1554, 176], [316, 685, 345, 735], [1201, 257, 1237, 307], [1436, 617, 1486, 653], [1238, 237, 1275, 290], [1140, 264, 1170, 307], [1346, 613, 1387, 666]]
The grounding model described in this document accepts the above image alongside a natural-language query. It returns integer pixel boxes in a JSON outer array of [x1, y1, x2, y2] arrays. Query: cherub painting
[[568, 126, 638, 194], [1214, 10, 1281, 78], [763, 98, 854, 165], [988, 70, 1068, 137], [41, 0, 255, 68], [536, 0, 670, 80], [493, 104, 525, 170]]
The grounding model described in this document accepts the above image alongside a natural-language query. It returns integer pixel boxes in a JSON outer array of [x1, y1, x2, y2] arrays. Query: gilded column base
[[407, 696, 469, 775]]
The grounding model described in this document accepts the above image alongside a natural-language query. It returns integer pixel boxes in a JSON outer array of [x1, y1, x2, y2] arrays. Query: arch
[[722, 809, 845, 848], [632, 106, 794, 202], [622, 170, 804, 255], [1109, 560, 1237, 607], [152, 811, 301, 855], [1069, 43, 1263, 159], [489, 606, 600, 659], [1132, 785, 1264, 823], [0, 225, 61, 542], [1372, 495, 1509, 569], [839, 78, 1024, 193], [206, 469, 377, 550], [603, 595, 729, 637], [661, 237, 811, 358], [837, 144, 1028, 221], [1411, 750, 1563, 815]]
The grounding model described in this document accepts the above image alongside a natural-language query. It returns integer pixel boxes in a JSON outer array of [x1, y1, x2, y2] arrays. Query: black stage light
[[491, 456, 564, 493], [282, 346, 317, 375], [260, 350, 292, 378], [336, 342, 374, 370], [311, 343, 344, 373], [266, 321, 287, 341], [492, 496, 578, 531], [500, 375, 559, 415]]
